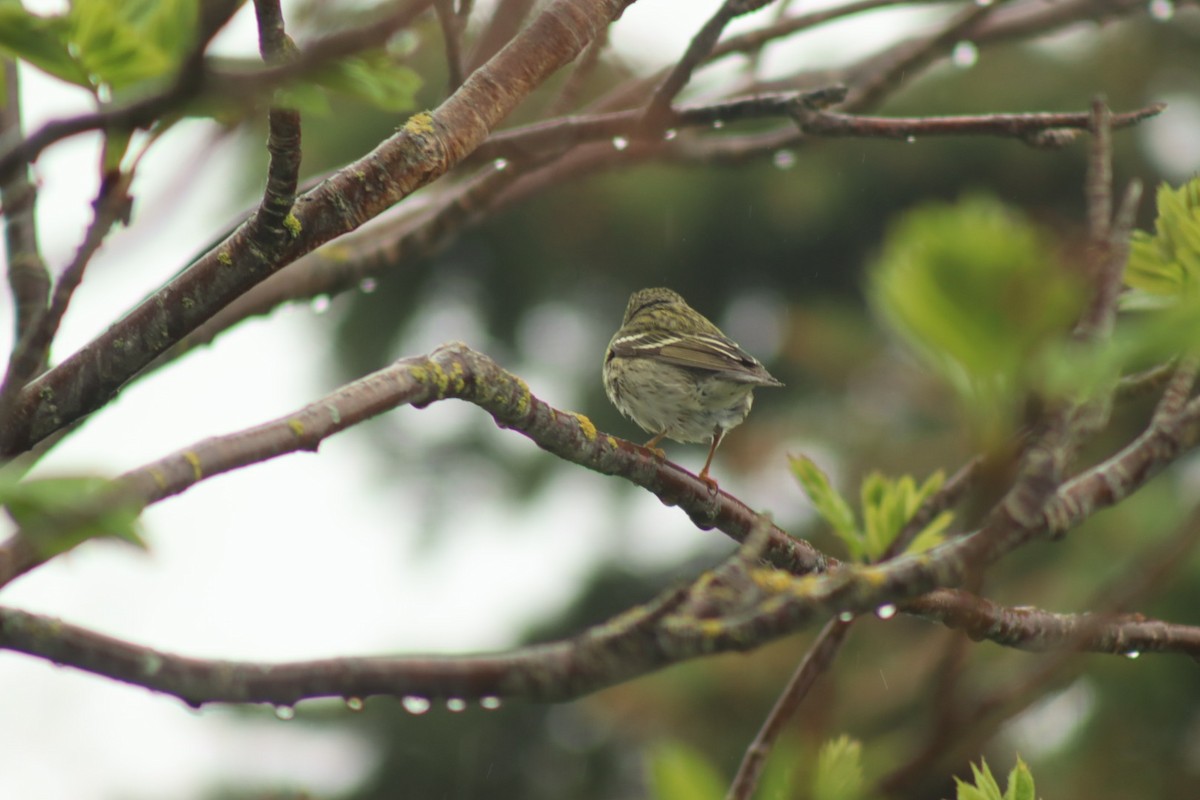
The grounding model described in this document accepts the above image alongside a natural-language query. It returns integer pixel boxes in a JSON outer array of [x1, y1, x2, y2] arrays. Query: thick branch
[[3, 574, 1198, 710], [0, 0, 638, 459]]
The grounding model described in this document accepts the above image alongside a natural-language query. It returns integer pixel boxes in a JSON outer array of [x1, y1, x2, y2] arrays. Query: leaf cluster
[[790, 455, 950, 562]]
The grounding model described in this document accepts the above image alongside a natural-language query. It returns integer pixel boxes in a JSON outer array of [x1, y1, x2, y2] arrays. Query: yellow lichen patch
[[606, 435, 619, 449], [427, 361, 451, 396], [183, 451, 203, 481], [857, 565, 889, 587], [283, 213, 302, 238], [288, 419, 305, 438], [512, 380, 532, 417], [448, 361, 467, 393], [699, 619, 726, 638], [758, 594, 788, 615], [149, 468, 168, 491], [217, 250, 233, 266], [751, 569, 794, 593], [573, 413, 598, 442], [403, 111, 435, 136]]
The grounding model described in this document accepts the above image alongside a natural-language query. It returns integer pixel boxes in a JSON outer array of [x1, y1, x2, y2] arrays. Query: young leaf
[[0, 476, 146, 558], [954, 757, 1037, 800], [1125, 177, 1200, 298], [0, 4, 91, 87], [790, 454, 860, 550], [858, 470, 949, 560], [813, 735, 866, 800], [1004, 758, 1036, 800], [646, 741, 725, 800], [315, 52, 422, 113], [869, 195, 1083, 444]]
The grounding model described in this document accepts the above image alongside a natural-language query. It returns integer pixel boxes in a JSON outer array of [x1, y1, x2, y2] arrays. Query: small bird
[[603, 287, 783, 486]]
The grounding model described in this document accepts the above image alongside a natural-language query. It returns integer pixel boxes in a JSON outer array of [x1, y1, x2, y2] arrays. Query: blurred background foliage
[[215, 5, 1200, 799]]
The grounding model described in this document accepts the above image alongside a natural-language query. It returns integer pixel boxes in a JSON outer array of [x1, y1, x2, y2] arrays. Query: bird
[[603, 287, 783, 486]]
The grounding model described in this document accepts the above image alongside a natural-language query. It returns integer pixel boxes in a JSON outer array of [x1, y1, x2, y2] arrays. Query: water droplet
[[663, 128, 678, 141], [311, 295, 331, 314], [446, 697, 467, 713], [951, 41, 978, 69], [274, 705, 295, 720], [345, 696, 364, 712], [401, 695, 431, 715], [712, 120, 725, 129], [358, 277, 377, 294], [974, 0, 993, 6], [905, 135, 916, 144], [612, 136, 629, 151], [493, 157, 509, 171], [772, 149, 796, 170], [1148, 0, 1174, 19], [838, 611, 855, 622], [875, 603, 897, 620], [480, 696, 502, 710], [1124, 650, 1141, 659]]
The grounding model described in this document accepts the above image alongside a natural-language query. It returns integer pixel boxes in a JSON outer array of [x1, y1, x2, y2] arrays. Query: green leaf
[[869, 195, 1083, 445], [0, 5, 91, 87], [68, 0, 198, 90], [1004, 758, 1036, 800], [314, 51, 422, 112], [0, 475, 146, 558], [645, 741, 725, 800], [1125, 177, 1200, 297], [757, 732, 801, 800], [955, 758, 1036, 800], [790, 454, 859, 549], [813, 735, 866, 800], [858, 469, 949, 560]]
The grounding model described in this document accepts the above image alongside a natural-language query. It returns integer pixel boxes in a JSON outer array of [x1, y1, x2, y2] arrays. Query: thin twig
[[642, 0, 777, 129], [0, 0, 633, 460], [252, 0, 303, 243], [0, 0, 434, 182], [1, 59, 48, 344], [435, 0, 467, 93], [884, 500, 1200, 795], [726, 618, 852, 800], [0, 173, 134, 418], [842, 0, 1005, 111]]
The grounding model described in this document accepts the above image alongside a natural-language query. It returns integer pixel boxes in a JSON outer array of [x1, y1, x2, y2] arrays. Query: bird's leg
[[697, 427, 725, 490], [643, 431, 667, 458]]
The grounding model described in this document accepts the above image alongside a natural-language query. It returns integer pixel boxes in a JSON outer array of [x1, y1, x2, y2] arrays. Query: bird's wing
[[611, 332, 782, 386]]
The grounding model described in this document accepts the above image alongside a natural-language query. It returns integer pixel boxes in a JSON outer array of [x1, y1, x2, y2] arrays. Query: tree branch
[[0, 59, 48, 345], [0, 0, 639, 459]]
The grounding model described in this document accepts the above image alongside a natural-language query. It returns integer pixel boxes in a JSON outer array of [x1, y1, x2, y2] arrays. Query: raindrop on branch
[[773, 150, 797, 170], [1149, 0, 1174, 19], [401, 695, 431, 715], [951, 41, 978, 69], [875, 603, 897, 620]]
